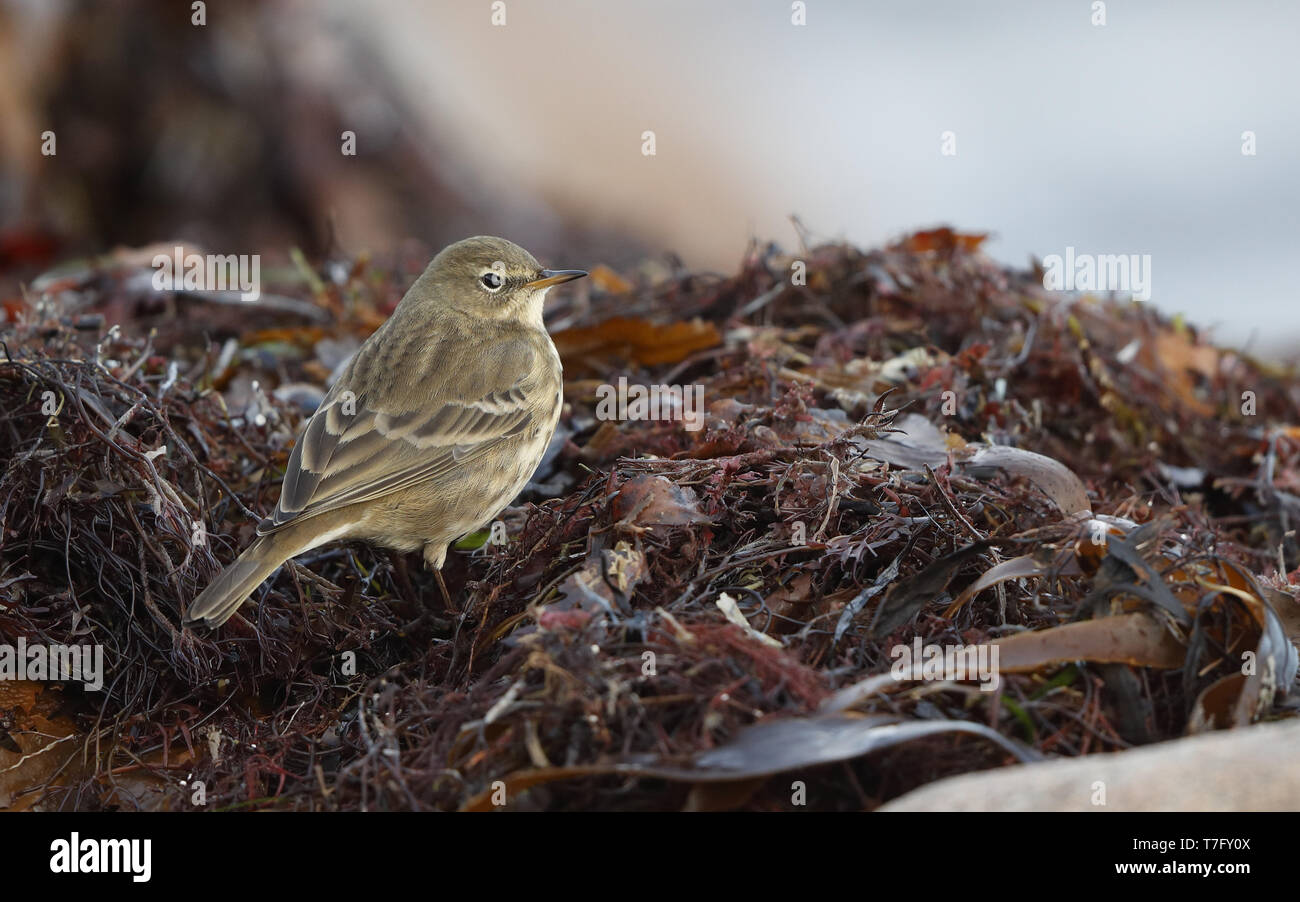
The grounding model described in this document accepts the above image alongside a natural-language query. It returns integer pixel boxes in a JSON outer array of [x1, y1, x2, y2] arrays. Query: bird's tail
[[185, 533, 301, 629]]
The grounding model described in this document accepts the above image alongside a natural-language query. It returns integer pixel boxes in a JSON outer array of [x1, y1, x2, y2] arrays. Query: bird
[[185, 236, 585, 629]]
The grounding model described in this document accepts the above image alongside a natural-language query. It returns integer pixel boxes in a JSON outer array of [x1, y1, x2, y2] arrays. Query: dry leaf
[[962, 445, 1092, 517], [460, 714, 1041, 811], [894, 227, 989, 254], [992, 613, 1186, 673], [612, 475, 712, 528], [552, 316, 721, 373]]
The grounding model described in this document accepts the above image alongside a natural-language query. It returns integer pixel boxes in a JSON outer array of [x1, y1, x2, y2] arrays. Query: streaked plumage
[[185, 236, 583, 629]]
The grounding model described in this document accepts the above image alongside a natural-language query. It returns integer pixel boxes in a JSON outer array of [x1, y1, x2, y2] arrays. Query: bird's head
[[417, 235, 586, 326]]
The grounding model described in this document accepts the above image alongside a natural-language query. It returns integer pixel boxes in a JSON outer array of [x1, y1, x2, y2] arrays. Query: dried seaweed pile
[[2, 229, 1299, 810]]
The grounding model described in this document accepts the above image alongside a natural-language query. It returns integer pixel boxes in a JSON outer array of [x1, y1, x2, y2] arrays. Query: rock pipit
[[185, 236, 585, 629]]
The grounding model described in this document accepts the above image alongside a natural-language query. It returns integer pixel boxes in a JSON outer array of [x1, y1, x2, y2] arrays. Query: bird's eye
[[480, 271, 505, 291]]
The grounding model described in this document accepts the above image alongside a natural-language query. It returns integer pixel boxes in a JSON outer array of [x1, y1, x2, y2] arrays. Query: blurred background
[[1, 0, 1296, 354]]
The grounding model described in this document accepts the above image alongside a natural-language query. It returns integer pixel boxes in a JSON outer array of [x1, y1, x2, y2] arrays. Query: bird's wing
[[257, 333, 544, 534]]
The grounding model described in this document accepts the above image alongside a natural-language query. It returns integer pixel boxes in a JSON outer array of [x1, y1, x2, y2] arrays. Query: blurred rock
[[879, 720, 1300, 811]]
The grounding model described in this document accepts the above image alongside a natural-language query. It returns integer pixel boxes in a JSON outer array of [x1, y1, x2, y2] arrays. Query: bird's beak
[[527, 269, 587, 289]]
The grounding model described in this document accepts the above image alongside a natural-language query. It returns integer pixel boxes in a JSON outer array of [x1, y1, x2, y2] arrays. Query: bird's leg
[[433, 567, 456, 614], [423, 542, 457, 613]]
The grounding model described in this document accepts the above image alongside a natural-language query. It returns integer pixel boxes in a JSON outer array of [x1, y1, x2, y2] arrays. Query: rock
[[878, 720, 1300, 811]]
